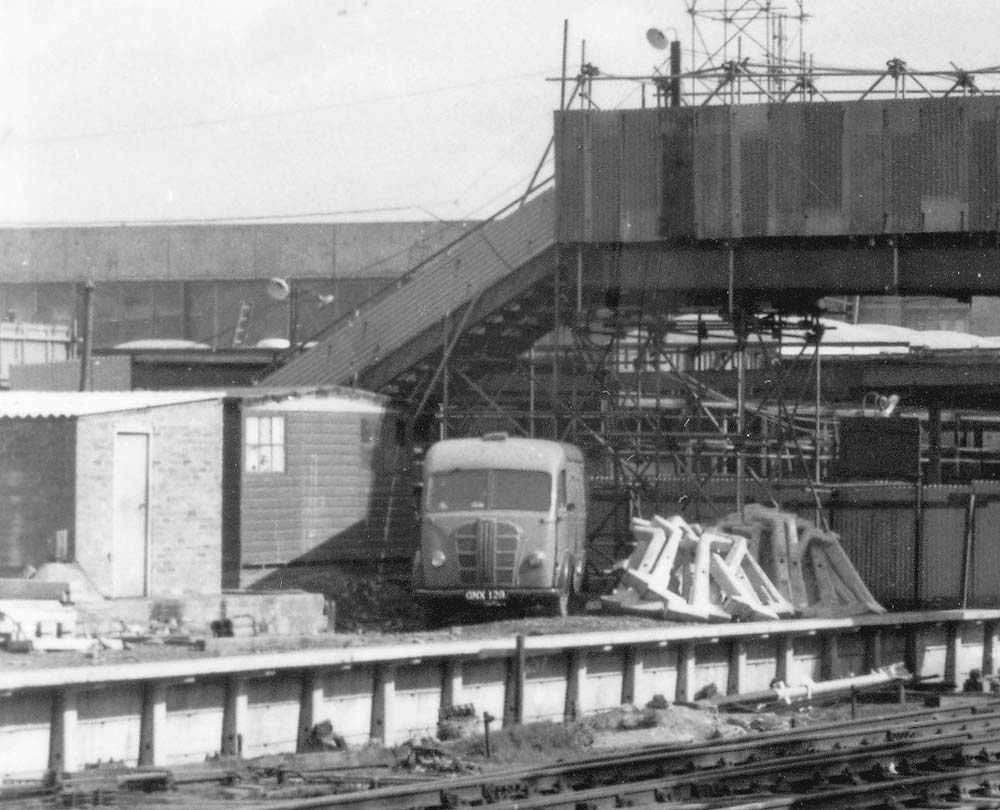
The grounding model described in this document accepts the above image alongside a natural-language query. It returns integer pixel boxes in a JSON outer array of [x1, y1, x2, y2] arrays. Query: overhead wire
[[6, 69, 551, 148], [0, 202, 461, 229], [7, 53, 564, 348]]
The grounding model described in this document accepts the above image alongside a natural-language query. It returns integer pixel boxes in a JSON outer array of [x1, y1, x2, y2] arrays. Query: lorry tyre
[[550, 557, 575, 618], [411, 551, 424, 590]]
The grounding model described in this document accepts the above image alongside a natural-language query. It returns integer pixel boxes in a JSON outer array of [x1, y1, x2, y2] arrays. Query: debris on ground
[[396, 741, 477, 774], [437, 703, 480, 741], [306, 720, 349, 751]]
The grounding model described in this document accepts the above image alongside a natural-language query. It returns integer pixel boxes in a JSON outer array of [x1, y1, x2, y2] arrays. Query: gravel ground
[[0, 564, 685, 671], [0, 610, 684, 670]]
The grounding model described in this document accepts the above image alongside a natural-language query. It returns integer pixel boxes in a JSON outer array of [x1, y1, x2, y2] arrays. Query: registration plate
[[464, 589, 507, 603]]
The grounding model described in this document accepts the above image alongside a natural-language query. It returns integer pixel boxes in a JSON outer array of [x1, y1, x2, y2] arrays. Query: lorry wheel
[[549, 558, 575, 618], [552, 587, 571, 618], [411, 551, 424, 590]]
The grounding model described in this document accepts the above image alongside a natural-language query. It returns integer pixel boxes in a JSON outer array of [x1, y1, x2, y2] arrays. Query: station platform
[[1, 608, 998, 783]]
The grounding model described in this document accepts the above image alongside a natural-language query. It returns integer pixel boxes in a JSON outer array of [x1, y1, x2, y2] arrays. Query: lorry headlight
[[430, 550, 446, 568], [526, 551, 545, 568]]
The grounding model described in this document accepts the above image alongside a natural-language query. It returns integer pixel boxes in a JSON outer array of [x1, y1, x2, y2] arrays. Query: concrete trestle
[[1, 610, 998, 782]]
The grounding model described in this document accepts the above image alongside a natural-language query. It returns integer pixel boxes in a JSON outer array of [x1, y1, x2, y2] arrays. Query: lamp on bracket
[[267, 277, 336, 346], [862, 391, 901, 418], [645, 25, 683, 107]]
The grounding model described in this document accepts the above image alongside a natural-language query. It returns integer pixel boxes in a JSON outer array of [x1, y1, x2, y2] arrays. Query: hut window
[[245, 415, 285, 473]]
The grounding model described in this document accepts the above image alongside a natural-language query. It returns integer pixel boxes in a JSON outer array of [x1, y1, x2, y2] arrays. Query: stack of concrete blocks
[[602, 514, 796, 622], [717, 504, 884, 618], [0, 579, 82, 651], [603, 506, 883, 622]]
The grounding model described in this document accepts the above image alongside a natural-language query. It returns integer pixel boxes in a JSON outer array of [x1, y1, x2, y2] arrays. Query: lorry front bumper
[[415, 587, 559, 606]]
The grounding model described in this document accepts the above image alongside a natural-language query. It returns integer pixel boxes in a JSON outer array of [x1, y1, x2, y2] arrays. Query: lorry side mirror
[[565, 502, 576, 512]]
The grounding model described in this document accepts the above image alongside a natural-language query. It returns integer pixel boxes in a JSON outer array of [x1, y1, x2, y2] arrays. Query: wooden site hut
[[221, 386, 413, 590]]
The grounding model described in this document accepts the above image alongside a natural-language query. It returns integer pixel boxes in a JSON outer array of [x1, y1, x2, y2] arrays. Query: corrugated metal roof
[[0, 390, 224, 418], [224, 385, 389, 406]]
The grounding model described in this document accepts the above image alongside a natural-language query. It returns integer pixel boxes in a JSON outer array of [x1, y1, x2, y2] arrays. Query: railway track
[[46, 698, 1000, 810]]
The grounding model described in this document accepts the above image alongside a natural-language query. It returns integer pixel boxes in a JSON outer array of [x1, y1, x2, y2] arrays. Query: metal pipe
[[482, 712, 494, 758], [287, 280, 298, 346], [670, 40, 682, 106], [440, 312, 449, 440], [813, 346, 825, 526], [514, 634, 526, 724], [560, 19, 568, 111], [961, 489, 976, 609], [736, 341, 745, 517], [528, 348, 536, 438], [914, 470, 924, 607], [552, 261, 560, 439], [78, 281, 94, 392], [576, 245, 583, 314], [716, 663, 909, 707], [815, 341, 822, 492]]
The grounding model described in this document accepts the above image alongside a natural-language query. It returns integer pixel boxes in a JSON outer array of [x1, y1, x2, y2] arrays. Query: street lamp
[[266, 277, 335, 346], [646, 26, 683, 107]]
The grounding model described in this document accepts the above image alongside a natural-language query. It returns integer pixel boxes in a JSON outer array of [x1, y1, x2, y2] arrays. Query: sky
[[1, 0, 999, 227]]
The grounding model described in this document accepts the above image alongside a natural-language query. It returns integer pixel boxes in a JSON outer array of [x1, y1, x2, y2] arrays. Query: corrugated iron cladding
[[620, 110, 660, 239], [555, 96, 1000, 242], [832, 481, 1000, 611]]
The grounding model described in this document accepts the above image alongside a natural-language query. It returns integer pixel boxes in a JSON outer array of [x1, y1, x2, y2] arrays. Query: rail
[[42, 696, 1000, 808]]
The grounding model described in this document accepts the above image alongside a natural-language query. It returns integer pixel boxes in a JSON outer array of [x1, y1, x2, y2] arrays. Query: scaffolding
[[566, 0, 1000, 110], [409, 3, 1000, 560]]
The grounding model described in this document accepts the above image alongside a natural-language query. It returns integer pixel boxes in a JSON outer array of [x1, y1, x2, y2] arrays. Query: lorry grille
[[454, 519, 520, 585]]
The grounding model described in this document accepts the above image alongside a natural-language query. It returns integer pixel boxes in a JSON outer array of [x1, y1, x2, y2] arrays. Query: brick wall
[[0, 418, 75, 572], [75, 400, 223, 596]]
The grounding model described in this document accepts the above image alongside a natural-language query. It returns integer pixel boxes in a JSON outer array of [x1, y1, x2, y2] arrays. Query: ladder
[[232, 301, 253, 347]]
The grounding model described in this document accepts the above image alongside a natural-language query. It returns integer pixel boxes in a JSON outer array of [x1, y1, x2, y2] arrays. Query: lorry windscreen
[[426, 469, 552, 512]]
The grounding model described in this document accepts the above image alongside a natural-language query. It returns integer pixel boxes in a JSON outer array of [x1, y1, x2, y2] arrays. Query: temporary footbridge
[[265, 186, 560, 411]]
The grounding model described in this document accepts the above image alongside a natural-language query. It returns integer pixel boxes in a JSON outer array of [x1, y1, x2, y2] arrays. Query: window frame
[[244, 414, 286, 474]]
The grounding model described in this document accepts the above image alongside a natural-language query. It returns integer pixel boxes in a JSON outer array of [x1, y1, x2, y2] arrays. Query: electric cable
[[7, 70, 550, 148]]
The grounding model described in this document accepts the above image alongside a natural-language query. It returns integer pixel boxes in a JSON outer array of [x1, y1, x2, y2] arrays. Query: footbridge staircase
[[265, 188, 564, 419]]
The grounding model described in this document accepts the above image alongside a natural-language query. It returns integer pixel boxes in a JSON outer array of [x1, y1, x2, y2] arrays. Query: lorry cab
[[413, 433, 587, 617]]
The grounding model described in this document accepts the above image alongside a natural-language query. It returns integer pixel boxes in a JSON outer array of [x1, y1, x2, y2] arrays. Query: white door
[[113, 432, 149, 597]]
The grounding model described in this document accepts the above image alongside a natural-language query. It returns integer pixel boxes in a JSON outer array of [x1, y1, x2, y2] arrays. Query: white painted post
[[371, 665, 396, 745], [139, 682, 168, 766], [222, 677, 248, 757], [49, 687, 79, 775]]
